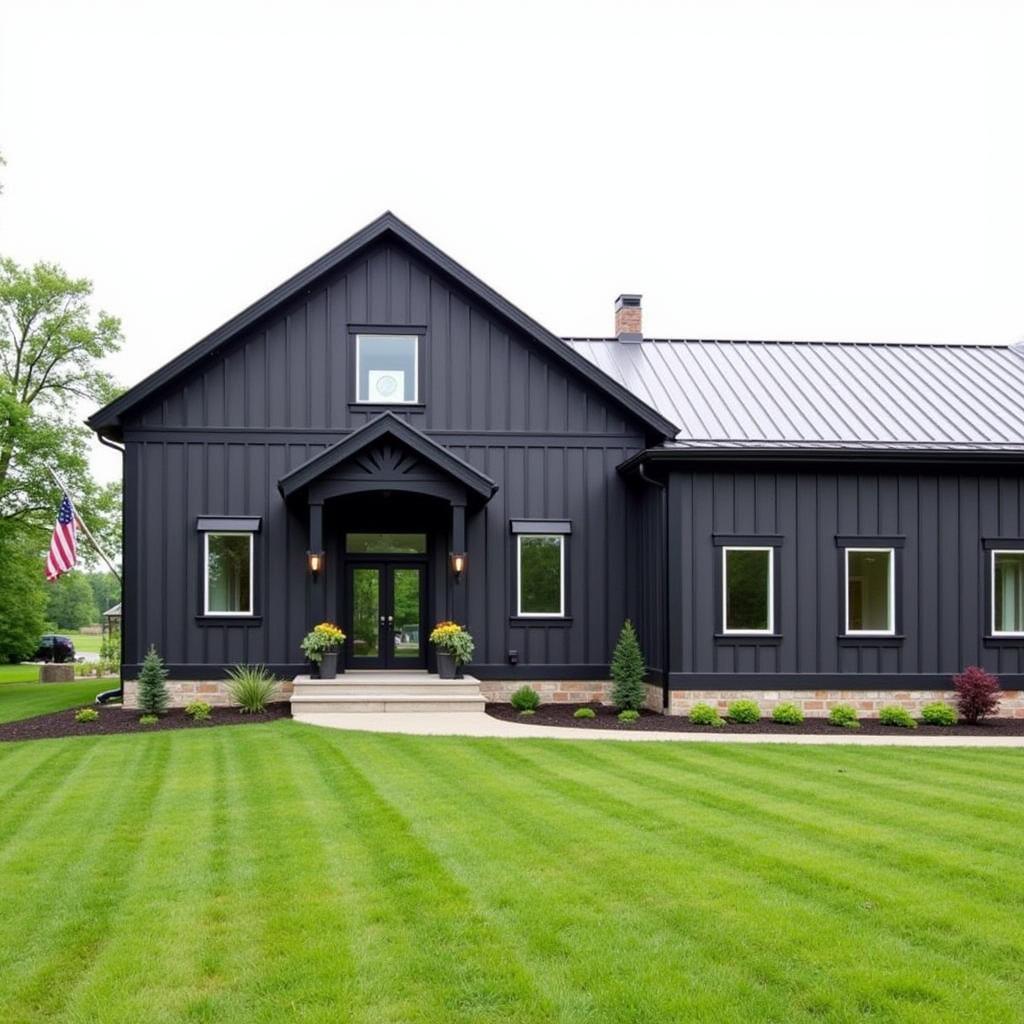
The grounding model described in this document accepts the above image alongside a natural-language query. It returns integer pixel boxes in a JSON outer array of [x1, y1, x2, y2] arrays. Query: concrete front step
[[290, 672, 485, 714]]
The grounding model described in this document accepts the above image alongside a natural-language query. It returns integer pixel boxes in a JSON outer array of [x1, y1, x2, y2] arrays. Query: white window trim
[[991, 549, 1024, 637], [844, 547, 895, 636], [203, 531, 255, 616], [721, 546, 774, 635], [354, 334, 419, 404], [516, 534, 565, 618]]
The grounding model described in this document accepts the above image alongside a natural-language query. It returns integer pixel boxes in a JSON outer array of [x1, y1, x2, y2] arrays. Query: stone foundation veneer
[[667, 689, 1024, 719], [122, 679, 294, 709], [478, 680, 664, 712]]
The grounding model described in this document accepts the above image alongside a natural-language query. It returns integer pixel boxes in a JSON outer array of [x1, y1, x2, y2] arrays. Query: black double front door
[[346, 561, 427, 668]]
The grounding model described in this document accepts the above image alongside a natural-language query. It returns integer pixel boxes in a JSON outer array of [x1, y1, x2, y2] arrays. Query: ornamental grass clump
[[728, 699, 760, 724], [953, 666, 1001, 724], [137, 645, 169, 716], [226, 664, 278, 714], [828, 703, 861, 729], [610, 620, 647, 711]]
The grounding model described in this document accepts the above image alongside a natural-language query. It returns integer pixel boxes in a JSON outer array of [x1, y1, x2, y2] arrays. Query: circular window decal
[[376, 374, 399, 397]]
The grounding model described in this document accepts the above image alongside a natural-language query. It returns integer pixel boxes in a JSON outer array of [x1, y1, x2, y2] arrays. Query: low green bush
[[772, 702, 804, 725], [574, 707, 596, 719], [518, 709, 535, 717], [618, 709, 640, 723], [689, 702, 725, 727], [74, 707, 99, 723], [226, 664, 278, 714], [139, 714, 159, 726], [879, 705, 917, 729], [185, 701, 212, 722], [510, 685, 540, 712], [828, 703, 860, 729], [920, 701, 956, 727], [728, 699, 760, 724]]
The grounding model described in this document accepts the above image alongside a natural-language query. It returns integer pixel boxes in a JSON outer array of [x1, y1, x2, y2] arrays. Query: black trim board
[[88, 212, 677, 441]]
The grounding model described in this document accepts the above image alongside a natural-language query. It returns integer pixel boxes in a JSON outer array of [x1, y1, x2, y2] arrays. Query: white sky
[[1, 0, 1022, 484]]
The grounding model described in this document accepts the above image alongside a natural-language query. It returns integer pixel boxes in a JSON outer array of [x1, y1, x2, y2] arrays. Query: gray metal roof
[[565, 338, 1024, 450]]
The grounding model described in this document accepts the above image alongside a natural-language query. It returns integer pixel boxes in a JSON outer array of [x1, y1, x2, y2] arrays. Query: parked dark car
[[34, 634, 76, 663]]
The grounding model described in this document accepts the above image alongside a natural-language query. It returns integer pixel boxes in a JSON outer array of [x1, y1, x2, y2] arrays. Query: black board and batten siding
[[121, 241, 649, 678], [663, 465, 1024, 689]]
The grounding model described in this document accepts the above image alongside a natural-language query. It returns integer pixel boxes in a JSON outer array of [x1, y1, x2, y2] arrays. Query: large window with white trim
[[722, 547, 774, 634], [355, 334, 419, 404], [204, 532, 254, 615], [992, 550, 1024, 636], [517, 534, 565, 617], [844, 548, 894, 635]]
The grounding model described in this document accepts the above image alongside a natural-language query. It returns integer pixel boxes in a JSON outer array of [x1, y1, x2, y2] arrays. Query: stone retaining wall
[[667, 689, 1024, 719], [122, 679, 294, 709]]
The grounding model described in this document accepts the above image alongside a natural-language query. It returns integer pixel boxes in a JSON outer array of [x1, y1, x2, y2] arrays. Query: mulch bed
[[485, 702, 1024, 736], [0, 702, 292, 743]]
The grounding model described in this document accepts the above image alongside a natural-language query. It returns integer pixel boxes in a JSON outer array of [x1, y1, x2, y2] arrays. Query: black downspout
[[95, 432, 125, 705], [637, 461, 671, 712]]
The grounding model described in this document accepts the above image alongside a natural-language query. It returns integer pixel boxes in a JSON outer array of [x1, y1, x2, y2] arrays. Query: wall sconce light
[[307, 550, 325, 577], [449, 551, 467, 581]]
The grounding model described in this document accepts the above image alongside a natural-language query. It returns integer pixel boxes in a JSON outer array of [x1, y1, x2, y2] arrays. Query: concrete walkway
[[291, 711, 1024, 747]]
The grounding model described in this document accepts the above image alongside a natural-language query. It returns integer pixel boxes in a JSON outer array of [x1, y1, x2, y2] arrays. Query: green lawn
[[0, 669, 115, 723], [64, 631, 104, 655], [1, 725, 1022, 1023]]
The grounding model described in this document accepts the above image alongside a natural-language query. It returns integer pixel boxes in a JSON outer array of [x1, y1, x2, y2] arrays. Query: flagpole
[[44, 464, 122, 583]]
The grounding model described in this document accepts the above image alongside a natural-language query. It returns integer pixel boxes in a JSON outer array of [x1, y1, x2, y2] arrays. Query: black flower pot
[[436, 651, 462, 679], [318, 651, 339, 679]]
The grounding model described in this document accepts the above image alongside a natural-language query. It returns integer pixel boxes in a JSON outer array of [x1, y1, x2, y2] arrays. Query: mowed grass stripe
[[294, 725, 558, 1024]]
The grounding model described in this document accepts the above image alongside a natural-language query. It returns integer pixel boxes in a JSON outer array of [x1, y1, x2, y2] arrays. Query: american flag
[[45, 493, 78, 581]]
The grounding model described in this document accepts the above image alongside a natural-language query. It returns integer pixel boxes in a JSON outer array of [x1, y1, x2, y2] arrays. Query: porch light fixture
[[450, 551, 467, 580], [306, 550, 325, 577]]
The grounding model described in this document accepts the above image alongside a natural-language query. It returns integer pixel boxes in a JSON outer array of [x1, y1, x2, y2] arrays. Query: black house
[[88, 213, 1024, 717]]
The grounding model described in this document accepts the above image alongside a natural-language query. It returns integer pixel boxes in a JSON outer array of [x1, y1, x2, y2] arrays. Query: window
[[517, 535, 564, 617], [345, 533, 427, 554], [722, 547, 773, 634], [355, 334, 418, 404], [845, 548, 894, 634], [204, 533, 253, 615], [992, 550, 1024, 636]]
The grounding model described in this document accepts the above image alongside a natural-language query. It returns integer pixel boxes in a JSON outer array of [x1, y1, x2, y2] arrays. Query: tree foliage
[[0, 257, 122, 554], [610, 619, 647, 711], [45, 571, 100, 630], [0, 530, 47, 662]]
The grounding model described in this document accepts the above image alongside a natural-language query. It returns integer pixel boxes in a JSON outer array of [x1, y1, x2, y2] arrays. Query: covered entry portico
[[278, 412, 497, 673]]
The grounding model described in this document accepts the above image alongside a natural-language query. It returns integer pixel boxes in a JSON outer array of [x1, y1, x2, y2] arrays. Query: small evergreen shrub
[[226, 664, 278, 713], [610, 620, 647, 711], [828, 704, 860, 729], [618, 709, 640, 723], [74, 707, 99, 723], [728, 699, 760, 724], [510, 685, 540, 712], [137, 644, 169, 716], [185, 701, 212, 722], [879, 705, 917, 729], [689, 702, 725, 727], [953, 666, 1001, 724], [772, 702, 804, 725], [574, 707, 596, 719], [920, 701, 956, 727], [139, 714, 159, 726]]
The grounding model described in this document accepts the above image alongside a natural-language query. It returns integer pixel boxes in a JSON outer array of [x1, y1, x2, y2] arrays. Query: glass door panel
[[391, 567, 422, 662], [351, 567, 381, 661]]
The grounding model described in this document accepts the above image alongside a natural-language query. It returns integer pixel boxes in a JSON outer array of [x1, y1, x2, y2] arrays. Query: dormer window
[[355, 334, 419, 404]]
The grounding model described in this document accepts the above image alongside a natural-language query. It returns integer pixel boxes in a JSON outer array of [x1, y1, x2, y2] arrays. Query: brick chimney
[[615, 294, 642, 342]]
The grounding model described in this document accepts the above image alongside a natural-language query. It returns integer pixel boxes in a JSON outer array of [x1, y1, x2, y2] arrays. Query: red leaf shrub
[[953, 665, 1001, 724]]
